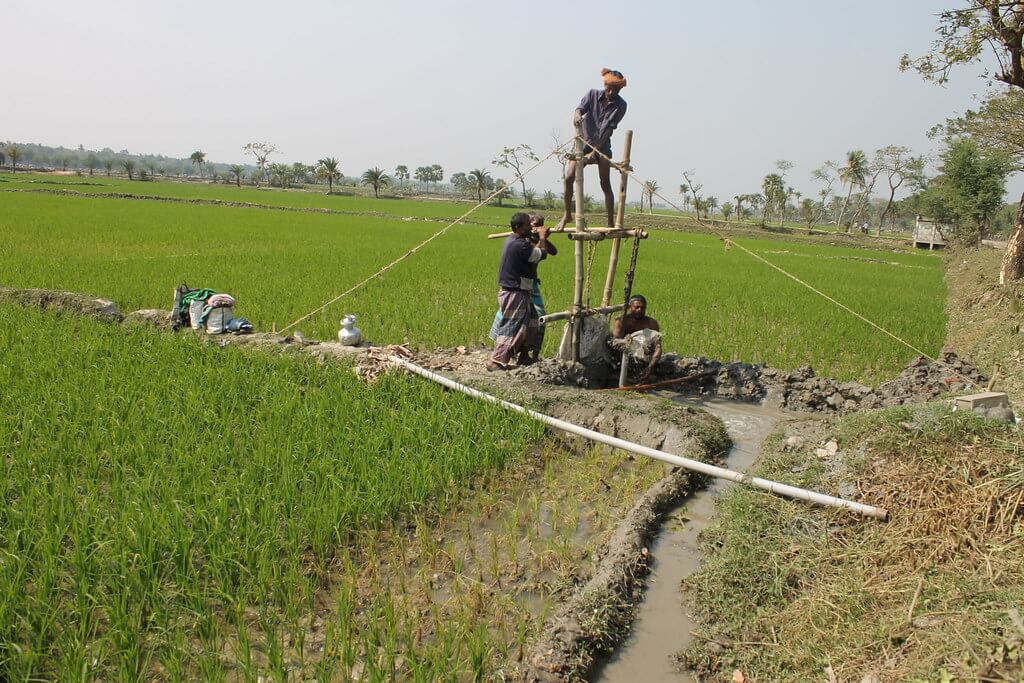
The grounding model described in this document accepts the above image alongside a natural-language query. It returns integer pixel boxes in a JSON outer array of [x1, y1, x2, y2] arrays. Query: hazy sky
[[8, 0, 1018, 203]]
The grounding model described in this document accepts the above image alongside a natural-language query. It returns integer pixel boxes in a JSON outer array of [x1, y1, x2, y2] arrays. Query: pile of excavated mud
[[659, 351, 990, 415], [529, 349, 992, 416]]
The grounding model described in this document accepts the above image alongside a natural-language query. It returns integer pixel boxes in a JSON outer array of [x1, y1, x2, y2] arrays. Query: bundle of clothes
[[170, 285, 254, 335]]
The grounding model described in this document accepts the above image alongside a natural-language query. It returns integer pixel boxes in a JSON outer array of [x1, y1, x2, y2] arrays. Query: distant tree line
[[0, 141, 254, 179]]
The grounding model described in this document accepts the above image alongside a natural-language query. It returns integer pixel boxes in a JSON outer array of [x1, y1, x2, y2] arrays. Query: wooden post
[[572, 117, 587, 363], [601, 130, 632, 306]]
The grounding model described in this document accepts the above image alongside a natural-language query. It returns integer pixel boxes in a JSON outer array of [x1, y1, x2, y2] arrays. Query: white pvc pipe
[[389, 356, 889, 521]]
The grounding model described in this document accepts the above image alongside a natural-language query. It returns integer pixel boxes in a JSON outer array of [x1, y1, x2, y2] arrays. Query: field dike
[[1, 186, 505, 228], [6, 285, 1006, 680]]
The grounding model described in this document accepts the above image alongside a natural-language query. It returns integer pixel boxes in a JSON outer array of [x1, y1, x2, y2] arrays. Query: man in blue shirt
[[555, 68, 628, 231], [488, 212, 555, 370]]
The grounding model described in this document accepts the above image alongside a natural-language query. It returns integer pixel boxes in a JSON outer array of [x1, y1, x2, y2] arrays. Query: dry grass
[[685, 404, 1024, 682], [944, 245, 1024, 409]]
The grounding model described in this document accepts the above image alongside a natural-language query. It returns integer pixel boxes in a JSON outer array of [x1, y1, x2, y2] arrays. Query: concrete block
[[954, 391, 1009, 412]]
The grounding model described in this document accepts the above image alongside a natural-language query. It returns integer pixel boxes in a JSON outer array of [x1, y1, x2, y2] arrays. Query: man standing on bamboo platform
[[611, 294, 662, 382], [488, 213, 555, 371], [554, 68, 628, 232]]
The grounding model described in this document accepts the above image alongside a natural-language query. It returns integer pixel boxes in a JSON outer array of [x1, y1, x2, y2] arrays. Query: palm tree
[[228, 164, 245, 187], [102, 158, 114, 176], [361, 167, 390, 198], [6, 145, 20, 173], [120, 159, 135, 180], [189, 150, 206, 178], [467, 168, 493, 202], [317, 157, 342, 194], [836, 150, 868, 232], [394, 165, 409, 185], [721, 202, 734, 223], [642, 181, 659, 212], [800, 198, 816, 233], [761, 174, 785, 225], [269, 163, 293, 188]]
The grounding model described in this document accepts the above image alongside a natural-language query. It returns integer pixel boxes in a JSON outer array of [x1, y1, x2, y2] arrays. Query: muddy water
[[592, 397, 786, 682]]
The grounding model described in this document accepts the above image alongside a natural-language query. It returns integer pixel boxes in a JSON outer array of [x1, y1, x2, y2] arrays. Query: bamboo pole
[[618, 235, 641, 388], [389, 356, 890, 520], [487, 226, 625, 239], [572, 117, 587, 363], [569, 229, 647, 241], [602, 130, 633, 306], [539, 304, 624, 325]]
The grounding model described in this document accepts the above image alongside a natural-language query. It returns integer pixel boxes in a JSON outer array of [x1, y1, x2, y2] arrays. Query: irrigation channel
[[593, 396, 788, 682]]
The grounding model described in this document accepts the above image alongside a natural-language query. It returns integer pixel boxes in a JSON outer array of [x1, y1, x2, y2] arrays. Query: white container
[[338, 314, 362, 346]]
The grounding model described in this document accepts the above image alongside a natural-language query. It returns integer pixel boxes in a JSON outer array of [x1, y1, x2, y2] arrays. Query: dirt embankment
[[944, 246, 1024, 407]]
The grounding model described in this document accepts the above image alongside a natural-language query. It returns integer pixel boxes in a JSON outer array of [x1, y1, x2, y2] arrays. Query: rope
[[578, 135, 978, 388], [279, 142, 572, 334]]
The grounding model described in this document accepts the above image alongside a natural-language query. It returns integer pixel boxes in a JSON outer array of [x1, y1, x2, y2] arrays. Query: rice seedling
[[0, 304, 542, 679]]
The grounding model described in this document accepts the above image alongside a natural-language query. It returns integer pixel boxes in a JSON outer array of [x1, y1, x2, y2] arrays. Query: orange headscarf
[[602, 68, 626, 88]]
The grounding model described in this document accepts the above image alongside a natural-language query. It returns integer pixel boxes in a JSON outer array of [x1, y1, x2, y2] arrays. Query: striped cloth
[[490, 288, 539, 364], [489, 280, 546, 353]]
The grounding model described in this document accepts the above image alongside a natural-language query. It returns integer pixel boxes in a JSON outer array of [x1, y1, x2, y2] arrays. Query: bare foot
[[553, 214, 571, 232], [486, 360, 507, 372]]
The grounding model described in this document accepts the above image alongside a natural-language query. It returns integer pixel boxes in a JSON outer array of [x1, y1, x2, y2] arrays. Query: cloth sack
[[205, 306, 234, 335], [188, 300, 206, 330]]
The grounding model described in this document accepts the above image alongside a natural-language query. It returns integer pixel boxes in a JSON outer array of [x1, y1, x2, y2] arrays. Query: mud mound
[[510, 358, 588, 386], [0, 286, 122, 322], [652, 352, 989, 414]]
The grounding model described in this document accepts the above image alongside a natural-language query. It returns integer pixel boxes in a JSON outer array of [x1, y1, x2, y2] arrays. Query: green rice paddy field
[[0, 175, 948, 679], [0, 175, 945, 382]]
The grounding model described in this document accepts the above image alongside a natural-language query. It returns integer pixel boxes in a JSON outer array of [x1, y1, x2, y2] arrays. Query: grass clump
[[685, 404, 1024, 682]]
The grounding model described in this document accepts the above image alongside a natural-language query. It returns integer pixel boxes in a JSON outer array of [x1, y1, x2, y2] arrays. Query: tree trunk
[[837, 185, 853, 232], [999, 193, 1024, 286]]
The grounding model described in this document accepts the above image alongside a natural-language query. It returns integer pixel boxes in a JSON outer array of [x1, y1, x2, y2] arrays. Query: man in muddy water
[[554, 68, 628, 231], [488, 212, 555, 371], [611, 294, 662, 382]]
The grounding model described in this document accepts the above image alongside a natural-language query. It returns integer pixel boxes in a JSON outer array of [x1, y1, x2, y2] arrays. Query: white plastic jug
[[338, 314, 361, 346]]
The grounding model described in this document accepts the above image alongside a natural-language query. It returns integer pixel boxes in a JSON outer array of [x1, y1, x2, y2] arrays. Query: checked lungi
[[489, 280, 546, 353], [490, 288, 539, 365]]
